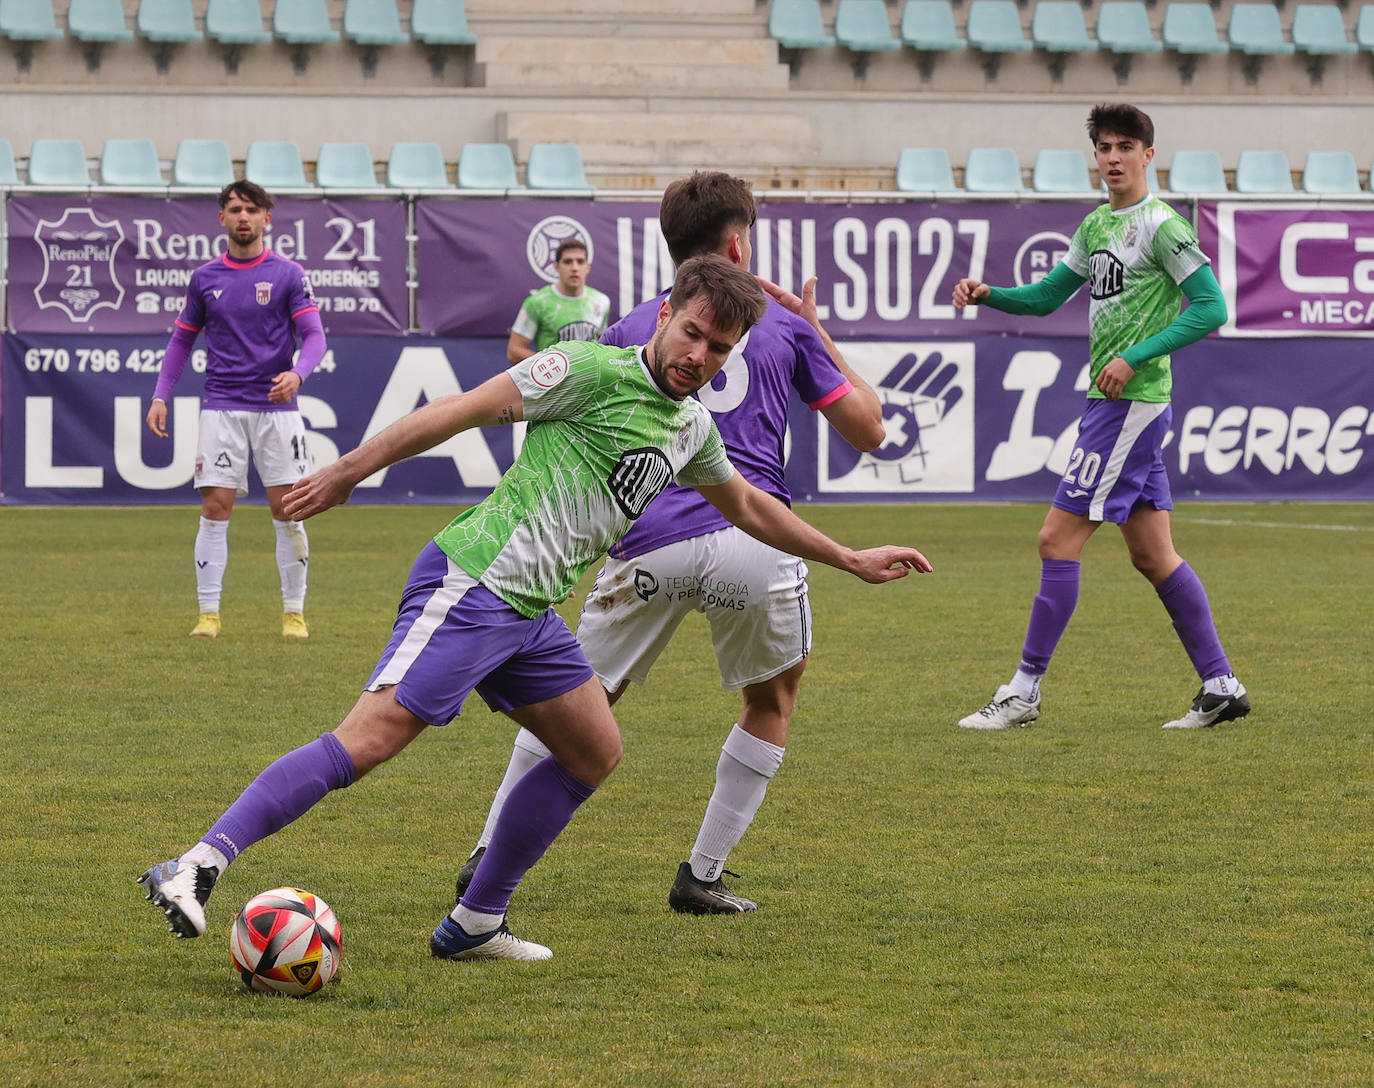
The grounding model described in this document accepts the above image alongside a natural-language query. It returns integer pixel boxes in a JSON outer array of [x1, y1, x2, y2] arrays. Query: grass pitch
[[1, 502, 1370, 1087]]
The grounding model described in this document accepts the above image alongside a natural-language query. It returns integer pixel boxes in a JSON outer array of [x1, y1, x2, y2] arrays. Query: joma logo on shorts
[[608, 447, 674, 519], [1088, 250, 1125, 299]]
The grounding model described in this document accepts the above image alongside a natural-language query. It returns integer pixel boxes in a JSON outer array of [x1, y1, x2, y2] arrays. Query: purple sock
[[460, 757, 596, 917], [1156, 561, 1231, 681], [1019, 558, 1080, 675], [201, 732, 355, 864]]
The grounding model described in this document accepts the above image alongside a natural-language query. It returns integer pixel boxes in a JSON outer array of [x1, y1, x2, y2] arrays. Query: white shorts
[[194, 409, 311, 497], [576, 525, 811, 692]]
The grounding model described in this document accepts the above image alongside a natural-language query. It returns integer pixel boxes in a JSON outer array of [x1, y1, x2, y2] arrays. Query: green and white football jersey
[[435, 341, 734, 617], [511, 285, 611, 352], [1063, 194, 1209, 402]]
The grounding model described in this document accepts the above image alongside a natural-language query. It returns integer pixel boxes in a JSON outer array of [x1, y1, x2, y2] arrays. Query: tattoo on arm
[[498, 405, 517, 425]]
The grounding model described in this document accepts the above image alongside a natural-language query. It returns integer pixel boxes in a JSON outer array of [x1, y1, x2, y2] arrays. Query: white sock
[[274, 519, 309, 614], [1203, 673, 1241, 697], [1008, 669, 1041, 701], [194, 517, 229, 613], [688, 724, 785, 883], [181, 842, 230, 872], [450, 904, 502, 933], [475, 729, 551, 851]]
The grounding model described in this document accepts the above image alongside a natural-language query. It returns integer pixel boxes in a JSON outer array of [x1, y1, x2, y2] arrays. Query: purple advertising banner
[[5, 332, 1371, 505], [5, 196, 408, 335], [416, 198, 1096, 339], [1199, 201, 1374, 338]]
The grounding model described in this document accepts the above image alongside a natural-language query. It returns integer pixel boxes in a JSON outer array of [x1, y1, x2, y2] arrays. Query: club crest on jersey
[[608, 447, 673, 519], [529, 349, 571, 388], [1087, 250, 1125, 300], [255, 281, 272, 305]]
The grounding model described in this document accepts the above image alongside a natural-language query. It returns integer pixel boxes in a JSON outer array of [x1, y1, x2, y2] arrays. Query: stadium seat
[[769, 0, 834, 75], [1, 0, 61, 71], [965, 0, 1032, 81], [1300, 150, 1361, 194], [1359, 6, 1374, 53], [172, 138, 235, 187], [274, 0, 338, 73], [962, 147, 1024, 193], [67, 0, 134, 72], [1228, 3, 1294, 84], [138, 0, 202, 73], [525, 143, 592, 190], [0, 138, 19, 185], [1166, 150, 1227, 193], [315, 142, 381, 189], [387, 142, 454, 189], [1032, 149, 1093, 193], [1161, 3, 1227, 83], [1234, 150, 1295, 193], [457, 142, 519, 189], [900, 2, 966, 81], [411, 0, 477, 76], [206, 0, 270, 73], [244, 140, 309, 188], [99, 138, 165, 186], [1291, 4, 1357, 85], [343, 0, 408, 76], [834, 0, 900, 77], [1095, 2, 1160, 84], [1031, 2, 1096, 81], [27, 139, 92, 186], [895, 147, 957, 192]]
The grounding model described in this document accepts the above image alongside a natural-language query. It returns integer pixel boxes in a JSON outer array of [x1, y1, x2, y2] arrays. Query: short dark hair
[[667, 253, 767, 338], [218, 180, 275, 211], [1086, 103, 1154, 149], [658, 172, 757, 266], [554, 238, 588, 262]]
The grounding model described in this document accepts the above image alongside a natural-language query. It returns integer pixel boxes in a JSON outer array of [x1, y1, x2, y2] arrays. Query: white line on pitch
[[1174, 517, 1372, 532]]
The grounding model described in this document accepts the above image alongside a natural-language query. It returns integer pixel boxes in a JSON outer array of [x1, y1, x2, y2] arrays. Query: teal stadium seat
[[244, 140, 309, 188], [966, 0, 1032, 80], [1095, 2, 1161, 84], [138, 0, 203, 72], [1291, 4, 1357, 85], [834, 0, 899, 77], [0, 138, 19, 185], [895, 147, 957, 192], [344, 0, 408, 76], [100, 138, 166, 186], [273, 0, 339, 73], [27, 139, 92, 186], [1032, 149, 1093, 193], [525, 143, 592, 191], [172, 139, 235, 187], [1301, 151, 1361, 194], [1234, 150, 1295, 193], [1031, 2, 1096, 82], [1359, 6, 1374, 53], [67, 0, 134, 72], [1162, 3, 1227, 83], [900, 2, 966, 81], [457, 142, 520, 189], [411, 0, 477, 75], [1228, 3, 1294, 84], [1166, 150, 1227, 193], [769, 0, 834, 74], [387, 142, 454, 189], [315, 142, 381, 189], [962, 147, 1024, 193], [206, 0, 270, 73], [1, 0, 62, 71]]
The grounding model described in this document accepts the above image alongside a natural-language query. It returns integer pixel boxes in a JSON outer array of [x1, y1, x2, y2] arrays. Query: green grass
[[1, 503, 1371, 1087]]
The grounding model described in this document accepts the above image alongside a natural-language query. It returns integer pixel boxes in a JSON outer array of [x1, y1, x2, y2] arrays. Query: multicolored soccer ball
[[229, 887, 342, 997]]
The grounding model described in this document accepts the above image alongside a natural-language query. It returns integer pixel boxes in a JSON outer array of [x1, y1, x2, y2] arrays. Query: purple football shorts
[[365, 542, 594, 724], [1052, 398, 1174, 524]]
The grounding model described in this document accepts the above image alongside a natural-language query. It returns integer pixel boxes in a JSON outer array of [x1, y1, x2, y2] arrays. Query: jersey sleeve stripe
[[809, 379, 853, 411]]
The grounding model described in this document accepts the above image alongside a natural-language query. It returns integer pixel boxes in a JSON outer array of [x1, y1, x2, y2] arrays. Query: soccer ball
[[229, 887, 342, 997]]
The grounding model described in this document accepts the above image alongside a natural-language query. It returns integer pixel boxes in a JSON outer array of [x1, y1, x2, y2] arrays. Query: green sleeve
[[1120, 265, 1228, 369], [982, 263, 1086, 316]]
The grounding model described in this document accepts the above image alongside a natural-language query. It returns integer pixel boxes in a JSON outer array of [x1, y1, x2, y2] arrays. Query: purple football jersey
[[605, 292, 851, 560], [177, 250, 318, 412]]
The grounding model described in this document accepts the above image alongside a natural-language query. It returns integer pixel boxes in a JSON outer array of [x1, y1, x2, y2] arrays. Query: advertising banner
[[6, 332, 1371, 505], [416, 198, 1096, 339], [1199, 201, 1374, 338], [5, 195, 408, 335]]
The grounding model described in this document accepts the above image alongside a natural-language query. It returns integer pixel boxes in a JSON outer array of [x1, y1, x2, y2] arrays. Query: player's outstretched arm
[[693, 473, 931, 584], [283, 373, 523, 520]]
